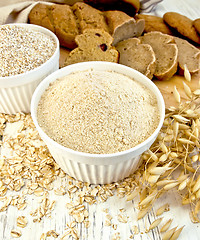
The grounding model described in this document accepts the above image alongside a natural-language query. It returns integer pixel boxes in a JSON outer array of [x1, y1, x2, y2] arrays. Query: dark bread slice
[[105, 10, 144, 45], [115, 38, 156, 79], [174, 37, 200, 74], [139, 31, 178, 80], [104, 10, 132, 34]]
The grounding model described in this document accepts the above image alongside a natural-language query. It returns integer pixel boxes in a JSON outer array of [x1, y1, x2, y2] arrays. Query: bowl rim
[[0, 23, 60, 87], [31, 61, 165, 158]]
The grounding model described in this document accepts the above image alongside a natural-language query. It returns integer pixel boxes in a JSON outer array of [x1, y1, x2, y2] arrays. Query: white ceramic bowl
[[0, 23, 60, 114], [31, 62, 165, 184]]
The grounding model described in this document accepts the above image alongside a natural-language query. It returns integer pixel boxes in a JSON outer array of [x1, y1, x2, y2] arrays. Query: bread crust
[[29, 3, 79, 49], [72, 2, 109, 32], [104, 10, 132, 34]]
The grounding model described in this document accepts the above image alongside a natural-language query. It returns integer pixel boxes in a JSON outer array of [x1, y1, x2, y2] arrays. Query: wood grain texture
[[1, 101, 200, 240], [154, 72, 200, 108]]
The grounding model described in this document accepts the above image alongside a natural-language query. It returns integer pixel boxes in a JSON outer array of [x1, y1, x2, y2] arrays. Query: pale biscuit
[[135, 14, 172, 35], [163, 12, 200, 44], [193, 18, 200, 35]]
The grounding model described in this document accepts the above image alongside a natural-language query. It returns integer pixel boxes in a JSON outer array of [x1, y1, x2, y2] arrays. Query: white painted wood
[[0, 121, 200, 240]]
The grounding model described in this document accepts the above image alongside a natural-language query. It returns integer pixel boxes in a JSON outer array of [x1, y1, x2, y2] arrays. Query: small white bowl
[[31, 62, 165, 184], [0, 23, 60, 114]]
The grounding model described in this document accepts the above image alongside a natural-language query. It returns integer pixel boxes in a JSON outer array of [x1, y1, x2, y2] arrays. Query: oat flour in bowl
[[37, 69, 160, 154]]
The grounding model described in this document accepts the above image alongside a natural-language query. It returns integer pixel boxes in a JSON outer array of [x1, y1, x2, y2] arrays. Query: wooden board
[[1, 121, 200, 240], [154, 73, 200, 108]]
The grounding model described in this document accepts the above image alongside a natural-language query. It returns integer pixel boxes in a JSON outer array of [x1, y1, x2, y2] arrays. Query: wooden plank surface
[[0, 122, 160, 240], [1, 119, 200, 240]]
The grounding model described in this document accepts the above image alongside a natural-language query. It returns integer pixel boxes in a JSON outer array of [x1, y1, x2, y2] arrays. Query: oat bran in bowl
[[0, 23, 59, 114], [31, 61, 165, 184]]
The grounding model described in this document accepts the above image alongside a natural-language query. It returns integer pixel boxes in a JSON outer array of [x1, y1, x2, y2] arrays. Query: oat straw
[[160, 219, 173, 233], [183, 64, 191, 82], [156, 204, 170, 216]]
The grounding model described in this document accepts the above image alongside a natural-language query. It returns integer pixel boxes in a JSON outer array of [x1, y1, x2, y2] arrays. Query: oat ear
[[112, 18, 145, 46]]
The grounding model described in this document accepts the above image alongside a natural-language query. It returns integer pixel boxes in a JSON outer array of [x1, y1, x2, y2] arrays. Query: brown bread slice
[[64, 29, 119, 66], [29, 4, 54, 32], [139, 32, 178, 80], [104, 10, 132, 34], [174, 37, 200, 74], [51, 4, 79, 49], [105, 10, 144, 45], [115, 38, 156, 79]]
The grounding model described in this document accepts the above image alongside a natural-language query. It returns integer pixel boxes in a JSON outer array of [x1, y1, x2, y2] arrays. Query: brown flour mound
[[37, 70, 160, 154]]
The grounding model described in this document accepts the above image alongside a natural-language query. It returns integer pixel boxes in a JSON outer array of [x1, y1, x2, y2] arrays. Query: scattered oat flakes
[[131, 225, 139, 235], [11, 229, 22, 238], [117, 213, 128, 223], [17, 216, 28, 228], [46, 230, 59, 238]]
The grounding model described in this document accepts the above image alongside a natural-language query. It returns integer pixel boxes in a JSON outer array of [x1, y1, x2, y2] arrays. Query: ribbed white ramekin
[[0, 23, 60, 114], [31, 62, 165, 184]]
